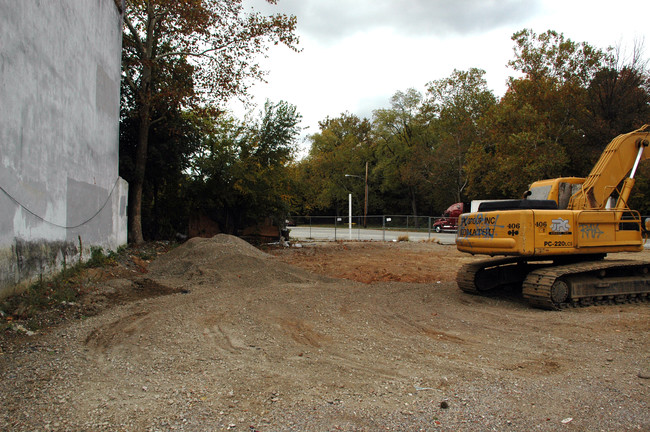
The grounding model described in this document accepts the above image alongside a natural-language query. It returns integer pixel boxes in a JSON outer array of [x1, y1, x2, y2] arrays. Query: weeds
[[86, 246, 119, 268], [0, 260, 87, 322], [1, 247, 115, 323], [134, 248, 158, 261], [0, 242, 170, 333]]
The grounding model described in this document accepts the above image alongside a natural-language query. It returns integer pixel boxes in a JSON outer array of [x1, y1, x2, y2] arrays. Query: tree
[[372, 89, 432, 217], [466, 75, 576, 199], [299, 113, 373, 215], [188, 101, 302, 233], [509, 29, 610, 88], [120, 107, 208, 239], [424, 68, 496, 204], [583, 40, 650, 144], [121, 0, 298, 243], [466, 29, 614, 198]]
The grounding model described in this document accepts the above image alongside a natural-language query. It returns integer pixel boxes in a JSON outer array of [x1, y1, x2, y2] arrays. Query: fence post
[[357, 216, 361, 240], [428, 216, 431, 239], [348, 193, 352, 240], [382, 216, 385, 242]]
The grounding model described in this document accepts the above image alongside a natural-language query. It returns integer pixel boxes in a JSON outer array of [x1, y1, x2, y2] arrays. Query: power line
[[0, 176, 123, 229]]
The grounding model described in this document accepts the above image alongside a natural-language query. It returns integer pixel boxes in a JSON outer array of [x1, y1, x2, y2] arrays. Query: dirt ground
[[1, 235, 649, 431]]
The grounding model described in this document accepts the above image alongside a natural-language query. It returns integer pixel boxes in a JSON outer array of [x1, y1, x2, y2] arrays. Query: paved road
[[288, 226, 650, 249], [288, 226, 457, 245]]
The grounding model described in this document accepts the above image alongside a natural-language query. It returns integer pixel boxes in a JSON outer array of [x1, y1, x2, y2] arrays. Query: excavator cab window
[[527, 185, 551, 201], [526, 182, 583, 209], [557, 182, 582, 209]]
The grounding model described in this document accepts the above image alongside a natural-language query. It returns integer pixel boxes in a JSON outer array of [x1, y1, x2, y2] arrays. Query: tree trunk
[[128, 104, 151, 244], [409, 186, 419, 228], [456, 135, 464, 203]]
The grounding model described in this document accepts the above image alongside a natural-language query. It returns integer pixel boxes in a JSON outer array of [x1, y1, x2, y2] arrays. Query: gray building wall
[[0, 0, 127, 299]]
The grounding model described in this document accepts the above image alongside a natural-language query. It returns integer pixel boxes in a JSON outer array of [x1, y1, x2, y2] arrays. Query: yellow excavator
[[456, 124, 650, 309]]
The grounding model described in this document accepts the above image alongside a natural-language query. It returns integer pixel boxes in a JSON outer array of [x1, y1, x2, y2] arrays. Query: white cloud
[[248, 0, 541, 42], [238, 0, 650, 154]]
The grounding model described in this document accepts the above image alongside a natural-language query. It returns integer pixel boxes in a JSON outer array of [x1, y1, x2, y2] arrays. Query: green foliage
[[87, 247, 108, 268], [294, 76, 496, 218], [1, 261, 86, 321], [373, 89, 433, 216], [299, 113, 374, 215], [120, 108, 208, 239], [424, 69, 496, 204], [85, 246, 121, 268], [465, 29, 649, 199], [584, 65, 650, 144], [188, 101, 302, 232], [293, 30, 648, 215], [0, 245, 158, 330], [508, 29, 611, 87]]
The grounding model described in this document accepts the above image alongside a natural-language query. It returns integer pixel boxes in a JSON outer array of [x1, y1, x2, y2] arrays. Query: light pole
[[344, 161, 369, 228]]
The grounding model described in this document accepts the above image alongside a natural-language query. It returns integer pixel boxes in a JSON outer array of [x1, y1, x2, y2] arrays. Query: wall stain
[[0, 238, 79, 300]]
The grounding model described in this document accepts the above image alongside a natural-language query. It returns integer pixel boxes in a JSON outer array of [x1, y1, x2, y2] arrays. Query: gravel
[[1, 235, 648, 431]]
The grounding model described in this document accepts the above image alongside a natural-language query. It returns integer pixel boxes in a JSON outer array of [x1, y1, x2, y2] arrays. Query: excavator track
[[457, 258, 650, 310], [456, 257, 523, 294], [457, 257, 553, 295], [522, 259, 650, 310]]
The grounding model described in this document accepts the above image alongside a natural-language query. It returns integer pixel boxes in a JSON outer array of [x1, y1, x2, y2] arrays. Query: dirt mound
[[147, 234, 324, 287]]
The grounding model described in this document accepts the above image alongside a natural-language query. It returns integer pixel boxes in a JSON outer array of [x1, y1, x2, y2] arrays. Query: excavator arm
[[568, 124, 650, 210]]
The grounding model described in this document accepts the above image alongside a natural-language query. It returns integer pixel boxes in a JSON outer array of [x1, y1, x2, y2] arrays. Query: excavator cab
[[525, 177, 585, 209]]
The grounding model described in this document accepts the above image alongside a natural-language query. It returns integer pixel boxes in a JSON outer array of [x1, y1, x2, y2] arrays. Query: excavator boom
[[569, 125, 650, 210]]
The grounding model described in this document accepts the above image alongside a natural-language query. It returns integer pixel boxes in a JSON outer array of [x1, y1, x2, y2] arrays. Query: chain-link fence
[[286, 214, 650, 242], [286, 215, 453, 241]]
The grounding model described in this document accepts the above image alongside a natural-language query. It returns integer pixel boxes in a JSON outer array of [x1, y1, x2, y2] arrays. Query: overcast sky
[[237, 0, 649, 151]]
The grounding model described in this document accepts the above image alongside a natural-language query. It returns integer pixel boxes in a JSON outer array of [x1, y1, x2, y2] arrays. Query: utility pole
[[345, 163, 369, 228], [364, 161, 368, 228]]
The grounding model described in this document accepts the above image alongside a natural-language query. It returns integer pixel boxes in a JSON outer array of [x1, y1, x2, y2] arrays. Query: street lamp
[[344, 161, 369, 228]]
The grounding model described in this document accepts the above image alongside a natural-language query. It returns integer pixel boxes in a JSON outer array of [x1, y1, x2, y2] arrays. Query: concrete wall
[[0, 0, 127, 299]]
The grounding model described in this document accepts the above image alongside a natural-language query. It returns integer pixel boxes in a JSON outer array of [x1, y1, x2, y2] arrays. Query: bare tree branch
[[154, 34, 252, 61], [122, 2, 145, 56], [122, 70, 137, 91]]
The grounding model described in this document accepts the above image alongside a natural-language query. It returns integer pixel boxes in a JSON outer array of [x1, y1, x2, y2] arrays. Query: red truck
[[432, 202, 470, 232]]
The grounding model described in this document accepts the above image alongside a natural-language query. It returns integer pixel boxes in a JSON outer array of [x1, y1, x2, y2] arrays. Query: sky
[[237, 0, 649, 153]]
